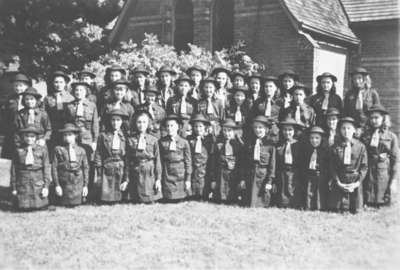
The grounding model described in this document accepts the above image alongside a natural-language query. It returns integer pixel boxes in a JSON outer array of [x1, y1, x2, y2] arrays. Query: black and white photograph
[[0, 0, 399, 268]]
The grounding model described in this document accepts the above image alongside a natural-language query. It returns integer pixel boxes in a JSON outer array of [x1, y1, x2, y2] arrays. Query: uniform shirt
[[309, 93, 343, 126], [101, 101, 135, 135], [94, 130, 126, 168], [166, 95, 197, 117], [135, 102, 166, 137], [225, 101, 251, 126], [279, 103, 316, 128], [251, 98, 281, 121], [158, 87, 175, 108], [196, 97, 225, 123], [44, 91, 74, 130], [343, 88, 380, 127]]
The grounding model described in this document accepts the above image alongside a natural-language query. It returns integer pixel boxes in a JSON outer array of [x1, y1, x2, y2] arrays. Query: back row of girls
[[2, 64, 397, 214]]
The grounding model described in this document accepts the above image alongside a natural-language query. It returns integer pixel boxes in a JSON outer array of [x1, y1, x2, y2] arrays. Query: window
[[174, 0, 193, 52]]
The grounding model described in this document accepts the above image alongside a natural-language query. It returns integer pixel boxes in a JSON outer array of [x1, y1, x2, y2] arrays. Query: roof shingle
[[341, 0, 400, 22]]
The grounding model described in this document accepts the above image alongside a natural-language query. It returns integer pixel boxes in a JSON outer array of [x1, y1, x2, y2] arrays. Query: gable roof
[[280, 0, 359, 45], [341, 0, 400, 22]]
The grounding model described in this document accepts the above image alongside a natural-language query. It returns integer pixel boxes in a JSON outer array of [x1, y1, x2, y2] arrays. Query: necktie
[[370, 129, 380, 147], [284, 94, 291, 108], [253, 93, 258, 101], [321, 94, 329, 111], [25, 146, 34, 165], [137, 134, 146, 150], [112, 131, 120, 150], [169, 137, 177, 151], [69, 145, 77, 162], [18, 97, 24, 111], [344, 142, 351, 165], [28, 109, 35, 124], [225, 141, 233, 156], [253, 139, 261, 161], [265, 99, 272, 117], [180, 98, 187, 114], [76, 101, 84, 117], [355, 91, 363, 110], [114, 101, 121, 109], [207, 99, 214, 114], [284, 141, 293, 164], [140, 91, 145, 104], [164, 89, 170, 104], [309, 149, 317, 170], [148, 104, 155, 120], [195, 136, 202, 154], [234, 106, 242, 122], [192, 89, 199, 100], [329, 130, 335, 146], [295, 106, 301, 123], [56, 93, 63, 110]]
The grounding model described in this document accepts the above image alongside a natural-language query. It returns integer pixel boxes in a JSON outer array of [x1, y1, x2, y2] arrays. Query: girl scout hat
[[291, 83, 311, 96], [367, 104, 388, 115], [20, 87, 42, 99], [230, 70, 246, 80], [190, 114, 210, 125], [263, 75, 279, 84], [316, 72, 337, 83], [13, 73, 32, 85], [309, 126, 325, 135], [51, 71, 70, 83], [326, 107, 341, 117], [350, 67, 369, 76], [163, 114, 183, 125], [338, 117, 357, 127], [253, 115, 272, 126], [175, 73, 195, 85], [156, 65, 177, 77], [106, 64, 126, 75], [186, 65, 207, 77], [77, 70, 96, 79], [107, 108, 129, 119], [135, 109, 154, 120], [200, 77, 218, 88], [19, 125, 41, 135], [131, 65, 149, 76], [143, 85, 160, 95], [112, 79, 130, 88], [59, 123, 80, 133], [221, 118, 241, 129], [70, 82, 91, 89], [278, 69, 299, 81], [278, 118, 304, 129], [247, 72, 264, 82], [229, 85, 248, 95], [211, 65, 231, 76]]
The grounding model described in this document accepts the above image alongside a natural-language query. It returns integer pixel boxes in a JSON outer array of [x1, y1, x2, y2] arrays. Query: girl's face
[[282, 125, 295, 140], [233, 76, 245, 88], [23, 95, 37, 108], [113, 86, 127, 100], [135, 73, 146, 87], [282, 76, 295, 90], [370, 112, 384, 128], [264, 81, 277, 98], [145, 93, 156, 104], [81, 75, 93, 85], [73, 85, 87, 100], [250, 78, 261, 93], [53, 76, 67, 92], [216, 72, 228, 88], [293, 89, 305, 105], [309, 133, 322, 148], [233, 91, 246, 105], [327, 115, 338, 130], [23, 133, 36, 146], [222, 127, 235, 140], [166, 120, 179, 136], [160, 72, 172, 86], [253, 122, 267, 138], [14, 81, 28, 94], [340, 122, 355, 140], [193, 122, 206, 137], [203, 82, 215, 98], [178, 81, 191, 97], [111, 115, 123, 130], [352, 74, 364, 89], [109, 71, 122, 82], [190, 70, 202, 86], [321, 77, 333, 92], [136, 114, 150, 133], [63, 132, 76, 144]]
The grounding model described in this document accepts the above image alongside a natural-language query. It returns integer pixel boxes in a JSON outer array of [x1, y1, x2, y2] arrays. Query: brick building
[[109, 0, 400, 134]]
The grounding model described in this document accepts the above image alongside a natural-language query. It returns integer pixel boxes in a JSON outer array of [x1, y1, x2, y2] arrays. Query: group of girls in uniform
[[2, 63, 398, 214]]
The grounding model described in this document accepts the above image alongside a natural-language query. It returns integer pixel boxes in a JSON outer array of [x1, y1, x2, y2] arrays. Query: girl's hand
[[211, 181, 216, 190], [391, 181, 398, 194], [265, 183, 272, 191], [82, 186, 88, 197], [91, 143, 97, 152], [154, 180, 162, 193], [12, 190, 17, 196], [55, 186, 63, 197], [120, 181, 128, 191], [41, 188, 49, 198], [37, 139, 46, 147], [185, 181, 191, 192], [239, 180, 246, 190]]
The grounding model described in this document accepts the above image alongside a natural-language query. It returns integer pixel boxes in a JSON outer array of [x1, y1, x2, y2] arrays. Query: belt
[[104, 158, 123, 164], [135, 159, 153, 164], [254, 163, 269, 168], [167, 160, 184, 164], [20, 167, 42, 172], [307, 169, 321, 176]]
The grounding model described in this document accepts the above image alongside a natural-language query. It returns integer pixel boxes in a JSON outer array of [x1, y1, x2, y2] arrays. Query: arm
[[42, 111, 52, 141], [42, 147, 51, 188], [389, 134, 399, 186], [266, 146, 276, 186], [81, 150, 89, 187], [154, 140, 162, 182], [10, 152, 17, 192], [13, 113, 22, 148], [183, 140, 192, 183], [358, 144, 368, 183], [51, 148, 60, 187], [92, 106, 99, 145]]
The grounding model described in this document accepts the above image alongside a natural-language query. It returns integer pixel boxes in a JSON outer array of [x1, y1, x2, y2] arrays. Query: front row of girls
[[11, 102, 398, 214]]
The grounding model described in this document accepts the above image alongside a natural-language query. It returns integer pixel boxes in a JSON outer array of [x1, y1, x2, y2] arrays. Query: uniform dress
[[362, 128, 399, 205], [135, 102, 166, 139], [302, 144, 330, 210], [52, 144, 89, 206], [279, 103, 316, 129], [1, 95, 22, 159], [275, 140, 302, 208], [102, 101, 135, 136], [166, 96, 197, 138], [309, 92, 343, 126], [14, 107, 52, 147], [158, 86, 175, 108], [196, 97, 225, 137], [251, 98, 281, 143], [94, 130, 126, 202], [124, 133, 162, 203], [225, 101, 251, 139], [159, 134, 192, 200], [126, 87, 145, 109], [214, 138, 243, 203], [245, 137, 276, 208], [10, 144, 51, 209], [328, 139, 368, 213], [187, 134, 216, 199]]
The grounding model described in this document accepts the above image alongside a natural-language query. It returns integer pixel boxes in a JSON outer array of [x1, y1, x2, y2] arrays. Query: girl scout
[[187, 65, 207, 100], [211, 65, 231, 108], [122, 111, 163, 203], [275, 118, 303, 208], [230, 69, 247, 89], [245, 115, 276, 208], [214, 119, 244, 204], [226, 85, 251, 139], [97, 64, 126, 112], [328, 117, 368, 214], [11, 126, 51, 211], [156, 65, 176, 108], [77, 70, 98, 104], [324, 107, 341, 147], [187, 114, 216, 200], [129, 65, 149, 108], [247, 72, 263, 104], [52, 123, 89, 207], [94, 109, 127, 203], [309, 72, 343, 126], [362, 105, 399, 206], [277, 70, 298, 109], [302, 126, 330, 211], [159, 114, 192, 201]]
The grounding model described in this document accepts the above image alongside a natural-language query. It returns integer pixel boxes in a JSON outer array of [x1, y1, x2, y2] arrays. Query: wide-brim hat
[[106, 108, 129, 119], [112, 79, 131, 88], [309, 126, 325, 135], [58, 123, 80, 133], [51, 71, 70, 83], [200, 77, 218, 89], [263, 75, 279, 84], [175, 73, 194, 85], [106, 64, 126, 75], [326, 107, 341, 117], [12, 73, 31, 85], [77, 70, 96, 79], [230, 70, 246, 80], [316, 72, 337, 83], [19, 125, 41, 135], [252, 115, 272, 126], [163, 114, 183, 125], [350, 67, 369, 76], [143, 85, 160, 95], [186, 65, 207, 77], [135, 109, 154, 120], [292, 83, 311, 96], [247, 72, 264, 82], [229, 85, 248, 94], [71, 82, 91, 90], [338, 117, 357, 127], [190, 114, 210, 125], [221, 118, 241, 129], [52, 64, 70, 74], [211, 65, 231, 76], [367, 104, 388, 115], [278, 118, 304, 129], [278, 70, 299, 81], [131, 65, 149, 76], [19, 87, 42, 99], [156, 65, 177, 77]]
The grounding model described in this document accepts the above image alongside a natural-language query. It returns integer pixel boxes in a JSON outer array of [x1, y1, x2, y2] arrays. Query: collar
[[340, 138, 354, 146]]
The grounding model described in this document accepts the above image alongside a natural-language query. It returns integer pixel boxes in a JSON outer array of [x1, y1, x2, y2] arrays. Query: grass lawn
[[0, 196, 399, 269]]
